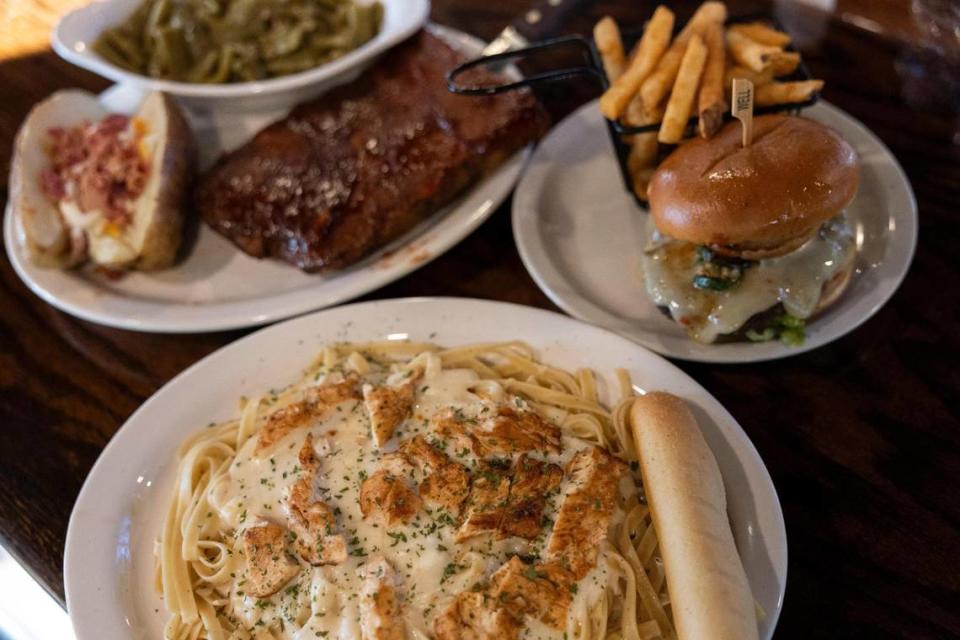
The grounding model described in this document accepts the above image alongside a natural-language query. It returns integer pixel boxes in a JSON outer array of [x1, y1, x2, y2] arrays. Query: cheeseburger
[[643, 114, 860, 344]]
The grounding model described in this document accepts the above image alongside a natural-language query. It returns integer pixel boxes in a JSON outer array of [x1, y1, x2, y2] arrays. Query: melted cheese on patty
[[640, 214, 855, 343]]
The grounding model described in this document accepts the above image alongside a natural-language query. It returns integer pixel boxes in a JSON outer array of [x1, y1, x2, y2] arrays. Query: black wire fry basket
[[447, 15, 820, 207]]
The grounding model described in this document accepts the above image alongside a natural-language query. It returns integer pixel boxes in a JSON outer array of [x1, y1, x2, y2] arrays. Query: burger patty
[[655, 303, 805, 344]]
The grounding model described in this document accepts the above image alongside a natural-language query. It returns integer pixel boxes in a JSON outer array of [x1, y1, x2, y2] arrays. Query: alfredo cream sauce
[[208, 360, 625, 639]]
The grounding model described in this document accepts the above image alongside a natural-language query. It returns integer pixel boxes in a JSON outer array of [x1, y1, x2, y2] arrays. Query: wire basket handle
[[446, 36, 604, 96]]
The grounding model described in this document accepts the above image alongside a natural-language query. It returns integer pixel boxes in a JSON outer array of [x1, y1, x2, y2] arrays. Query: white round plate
[[513, 100, 918, 363], [5, 25, 526, 334], [64, 298, 787, 640]]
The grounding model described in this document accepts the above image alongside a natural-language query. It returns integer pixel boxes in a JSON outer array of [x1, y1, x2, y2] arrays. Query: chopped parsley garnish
[[441, 563, 463, 584]]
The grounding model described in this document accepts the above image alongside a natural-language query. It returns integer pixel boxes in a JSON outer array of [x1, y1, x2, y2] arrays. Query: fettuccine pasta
[[157, 341, 676, 640]]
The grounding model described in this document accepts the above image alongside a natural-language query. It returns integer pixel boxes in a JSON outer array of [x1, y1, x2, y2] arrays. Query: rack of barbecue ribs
[[194, 31, 548, 272]]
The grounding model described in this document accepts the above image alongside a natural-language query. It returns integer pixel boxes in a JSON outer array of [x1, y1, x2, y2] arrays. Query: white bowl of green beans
[[53, 0, 429, 112]]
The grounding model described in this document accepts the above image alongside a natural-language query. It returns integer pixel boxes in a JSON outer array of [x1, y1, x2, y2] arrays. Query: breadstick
[[631, 392, 759, 640]]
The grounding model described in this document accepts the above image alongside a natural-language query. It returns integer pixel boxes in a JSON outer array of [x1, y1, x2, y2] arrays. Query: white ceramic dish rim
[[2, 157, 522, 332], [63, 297, 787, 639], [52, 0, 430, 98], [512, 99, 918, 363], [6, 25, 530, 334]]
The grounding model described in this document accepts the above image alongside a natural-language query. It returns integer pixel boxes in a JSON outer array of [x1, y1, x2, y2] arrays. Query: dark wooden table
[[1, 0, 958, 638]]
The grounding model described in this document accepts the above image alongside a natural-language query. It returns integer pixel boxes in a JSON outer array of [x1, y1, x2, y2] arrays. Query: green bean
[[186, 50, 218, 82], [307, 31, 354, 52], [315, 0, 349, 10], [356, 4, 382, 44], [145, 0, 171, 34], [208, 46, 233, 83], [198, 0, 221, 16], [94, 31, 146, 71], [260, 21, 310, 59], [266, 49, 324, 75], [157, 27, 191, 76], [124, 3, 152, 42], [93, 0, 382, 83]]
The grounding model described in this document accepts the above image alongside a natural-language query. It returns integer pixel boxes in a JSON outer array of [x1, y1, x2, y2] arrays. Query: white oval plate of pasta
[[64, 297, 786, 640]]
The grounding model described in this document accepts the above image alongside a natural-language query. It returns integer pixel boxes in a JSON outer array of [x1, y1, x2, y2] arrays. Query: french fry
[[697, 22, 726, 139], [658, 34, 708, 144], [769, 51, 800, 76], [639, 41, 687, 112], [677, 1, 728, 38], [726, 29, 782, 72], [730, 22, 791, 47], [632, 165, 658, 202], [639, 2, 727, 111], [594, 16, 626, 82], [630, 6, 675, 82], [625, 79, 666, 126], [754, 80, 824, 106], [628, 138, 658, 177], [593, 6, 822, 202], [624, 92, 649, 127], [724, 64, 774, 88], [599, 6, 674, 120], [626, 104, 665, 168]]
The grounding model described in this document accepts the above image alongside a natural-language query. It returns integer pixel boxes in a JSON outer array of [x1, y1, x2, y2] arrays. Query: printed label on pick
[[732, 78, 754, 147]]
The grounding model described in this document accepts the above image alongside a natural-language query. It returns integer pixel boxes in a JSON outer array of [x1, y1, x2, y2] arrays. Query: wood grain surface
[[0, 0, 958, 637]]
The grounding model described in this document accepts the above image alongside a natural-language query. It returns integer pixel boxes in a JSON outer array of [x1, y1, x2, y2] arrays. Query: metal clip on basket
[[447, 16, 820, 207]]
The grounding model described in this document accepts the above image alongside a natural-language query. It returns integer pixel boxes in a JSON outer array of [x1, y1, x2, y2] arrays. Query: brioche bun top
[[647, 115, 860, 258]]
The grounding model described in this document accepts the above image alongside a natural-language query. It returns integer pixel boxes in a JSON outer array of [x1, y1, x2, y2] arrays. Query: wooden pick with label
[[731, 78, 754, 147]]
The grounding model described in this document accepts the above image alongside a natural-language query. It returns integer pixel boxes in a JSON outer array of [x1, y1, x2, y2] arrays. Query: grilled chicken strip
[[434, 557, 574, 639], [241, 521, 299, 598], [544, 447, 627, 579], [488, 557, 574, 630], [360, 453, 423, 526], [430, 405, 562, 460], [434, 590, 523, 640], [285, 434, 347, 565], [357, 556, 406, 640], [498, 454, 563, 540], [455, 458, 513, 543], [256, 376, 360, 454], [473, 407, 563, 457], [400, 435, 470, 515], [363, 370, 421, 448]]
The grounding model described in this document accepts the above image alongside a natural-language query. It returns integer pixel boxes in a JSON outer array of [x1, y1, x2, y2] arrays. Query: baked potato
[[9, 90, 192, 271]]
